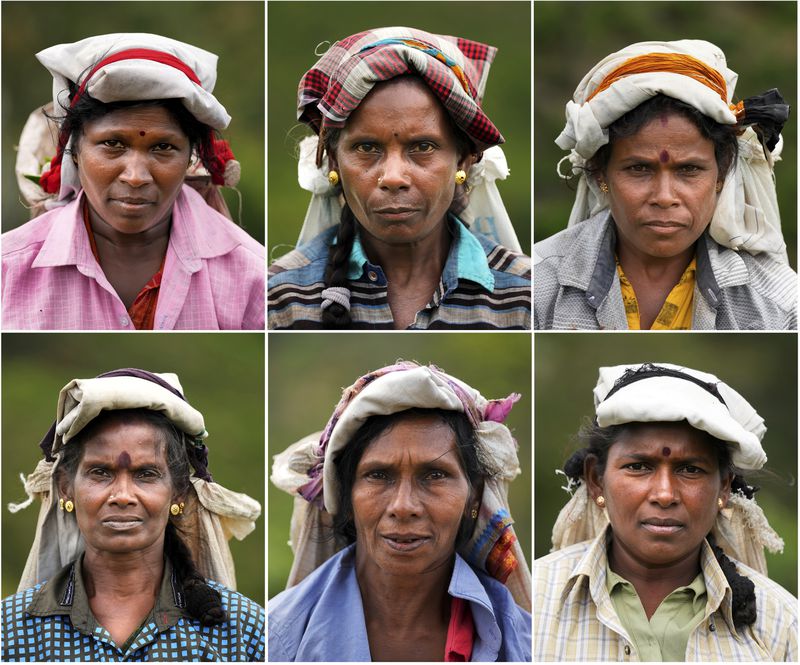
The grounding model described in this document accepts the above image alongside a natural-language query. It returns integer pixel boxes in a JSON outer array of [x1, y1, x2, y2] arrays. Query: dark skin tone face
[[585, 422, 731, 618]]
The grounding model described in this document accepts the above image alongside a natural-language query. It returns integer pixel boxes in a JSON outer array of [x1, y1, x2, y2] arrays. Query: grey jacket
[[534, 212, 797, 330]]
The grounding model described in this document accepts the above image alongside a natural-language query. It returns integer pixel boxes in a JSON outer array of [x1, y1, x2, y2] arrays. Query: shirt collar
[[25, 554, 188, 638], [564, 526, 737, 635], [345, 216, 495, 292]]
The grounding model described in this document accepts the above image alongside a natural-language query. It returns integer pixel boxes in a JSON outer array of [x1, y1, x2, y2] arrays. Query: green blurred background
[[2, 1, 265, 242], [2, 333, 265, 606], [267, 1, 531, 262], [534, 1, 797, 267], [268, 332, 531, 597], [534, 332, 797, 595]]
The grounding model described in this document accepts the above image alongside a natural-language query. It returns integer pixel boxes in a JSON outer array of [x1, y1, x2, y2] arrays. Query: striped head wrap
[[271, 362, 531, 610], [297, 26, 504, 152]]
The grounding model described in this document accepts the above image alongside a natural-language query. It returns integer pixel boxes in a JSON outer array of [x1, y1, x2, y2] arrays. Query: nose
[[649, 467, 678, 507], [378, 150, 411, 191], [118, 151, 154, 188], [108, 473, 137, 506], [649, 172, 680, 208], [387, 478, 421, 519]]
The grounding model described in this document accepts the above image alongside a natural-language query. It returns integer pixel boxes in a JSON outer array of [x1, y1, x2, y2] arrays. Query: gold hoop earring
[[455, 170, 467, 185], [717, 498, 724, 509], [595, 496, 606, 508], [170, 502, 184, 516], [328, 170, 339, 186], [715, 181, 723, 193], [599, 181, 609, 194]]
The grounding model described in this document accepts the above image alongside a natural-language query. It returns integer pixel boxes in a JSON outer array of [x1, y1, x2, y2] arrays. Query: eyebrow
[[617, 452, 713, 465]]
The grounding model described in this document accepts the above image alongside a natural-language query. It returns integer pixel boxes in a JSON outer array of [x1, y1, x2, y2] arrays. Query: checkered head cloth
[[297, 26, 504, 151]]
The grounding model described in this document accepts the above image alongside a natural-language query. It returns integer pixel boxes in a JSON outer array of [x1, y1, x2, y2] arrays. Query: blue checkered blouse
[[2, 557, 265, 662]]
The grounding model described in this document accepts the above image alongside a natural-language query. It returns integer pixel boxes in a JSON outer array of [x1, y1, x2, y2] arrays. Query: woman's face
[[586, 422, 731, 571], [330, 77, 474, 248], [63, 417, 176, 557], [603, 112, 721, 261], [350, 412, 475, 578], [75, 105, 191, 234]]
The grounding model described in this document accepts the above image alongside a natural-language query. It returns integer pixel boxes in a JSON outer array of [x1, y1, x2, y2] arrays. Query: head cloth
[[550, 362, 783, 574], [18, 33, 239, 213], [271, 361, 531, 610], [555, 39, 790, 263], [293, 26, 521, 252], [8, 369, 261, 592]]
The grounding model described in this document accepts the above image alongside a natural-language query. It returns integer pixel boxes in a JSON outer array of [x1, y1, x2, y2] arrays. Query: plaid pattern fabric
[[268, 219, 531, 329], [2, 558, 265, 662], [297, 27, 503, 151], [534, 530, 797, 661], [2, 186, 265, 330], [533, 211, 797, 330]]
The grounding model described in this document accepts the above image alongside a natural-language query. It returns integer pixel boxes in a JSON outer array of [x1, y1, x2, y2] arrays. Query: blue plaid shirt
[[2, 557, 265, 662]]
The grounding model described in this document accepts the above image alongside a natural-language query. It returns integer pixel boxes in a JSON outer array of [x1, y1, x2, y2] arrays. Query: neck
[[355, 552, 453, 631], [608, 535, 702, 619], [359, 220, 451, 288], [88, 205, 171, 259], [616, 239, 695, 285], [81, 542, 165, 601]]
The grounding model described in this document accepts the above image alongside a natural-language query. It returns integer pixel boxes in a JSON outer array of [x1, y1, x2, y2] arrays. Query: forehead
[[82, 105, 186, 136], [343, 77, 453, 137], [79, 417, 168, 464], [359, 413, 460, 464], [610, 422, 719, 461], [610, 112, 714, 158]]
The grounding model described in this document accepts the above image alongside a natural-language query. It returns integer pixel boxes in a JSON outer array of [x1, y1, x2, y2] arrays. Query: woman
[[268, 27, 531, 330], [534, 39, 796, 330], [535, 362, 796, 661], [269, 362, 531, 661], [3, 33, 264, 330], [2, 369, 264, 661]]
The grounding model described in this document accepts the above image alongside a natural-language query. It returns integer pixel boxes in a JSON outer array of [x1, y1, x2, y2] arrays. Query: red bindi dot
[[139, 131, 146, 136], [117, 451, 131, 468], [659, 115, 669, 126], [659, 150, 669, 163], [662, 447, 671, 457]]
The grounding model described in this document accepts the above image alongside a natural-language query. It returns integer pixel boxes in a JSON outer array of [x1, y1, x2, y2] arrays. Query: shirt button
[[624, 645, 631, 656], [367, 270, 378, 282], [120, 317, 130, 327], [709, 622, 716, 632]]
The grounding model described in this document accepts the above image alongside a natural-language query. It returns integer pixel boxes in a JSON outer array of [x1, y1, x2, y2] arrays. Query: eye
[[412, 141, 437, 153], [152, 143, 177, 152], [626, 163, 650, 173], [354, 143, 380, 154], [678, 164, 703, 175], [101, 139, 124, 149], [137, 468, 162, 480], [424, 469, 448, 481], [89, 467, 111, 478], [680, 464, 706, 475], [622, 462, 649, 471], [365, 469, 389, 481]]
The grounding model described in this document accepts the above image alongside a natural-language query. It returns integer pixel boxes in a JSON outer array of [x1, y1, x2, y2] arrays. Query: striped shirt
[[534, 530, 797, 661], [2, 557, 265, 662], [268, 218, 531, 329]]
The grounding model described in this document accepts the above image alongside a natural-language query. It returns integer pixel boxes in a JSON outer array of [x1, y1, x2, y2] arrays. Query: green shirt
[[606, 561, 707, 661]]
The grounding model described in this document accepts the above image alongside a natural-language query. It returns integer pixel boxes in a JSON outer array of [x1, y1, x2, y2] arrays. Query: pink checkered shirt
[[2, 186, 264, 330]]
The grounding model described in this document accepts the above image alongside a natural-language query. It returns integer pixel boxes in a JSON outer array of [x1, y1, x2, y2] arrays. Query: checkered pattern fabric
[[297, 27, 503, 151], [2, 561, 265, 662], [534, 530, 797, 661]]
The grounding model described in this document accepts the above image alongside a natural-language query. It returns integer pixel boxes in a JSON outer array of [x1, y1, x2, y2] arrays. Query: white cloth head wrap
[[32, 33, 234, 207], [295, 136, 522, 252], [557, 39, 788, 263], [550, 362, 783, 574], [8, 370, 261, 592], [271, 362, 531, 610]]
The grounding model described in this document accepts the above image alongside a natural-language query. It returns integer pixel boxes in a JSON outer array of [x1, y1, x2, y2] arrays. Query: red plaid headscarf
[[297, 27, 504, 151]]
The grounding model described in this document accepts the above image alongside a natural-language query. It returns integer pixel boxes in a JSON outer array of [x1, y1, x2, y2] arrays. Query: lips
[[372, 207, 419, 221], [641, 517, 684, 535], [381, 533, 430, 552], [101, 516, 144, 531]]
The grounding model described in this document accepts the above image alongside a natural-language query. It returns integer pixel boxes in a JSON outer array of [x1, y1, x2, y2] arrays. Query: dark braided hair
[[564, 419, 758, 628], [56, 409, 227, 626], [317, 75, 479, 329]]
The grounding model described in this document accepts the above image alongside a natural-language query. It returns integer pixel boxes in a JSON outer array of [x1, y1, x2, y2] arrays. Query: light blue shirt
[[268, 544, 531, 662]]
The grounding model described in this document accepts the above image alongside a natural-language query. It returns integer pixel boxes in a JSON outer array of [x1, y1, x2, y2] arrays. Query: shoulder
[[268, 227, 335, 281], [734, 560, 797, 614], [2, 583, 52, 660], [535, 540, 592, 579], [204, 582, 265, 660], [472, 232, 531, 284], [2, 208, 65, 259], [723, 246, 796, 308], [470, 566, 532, 656], [533, 213, 608, 266]]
